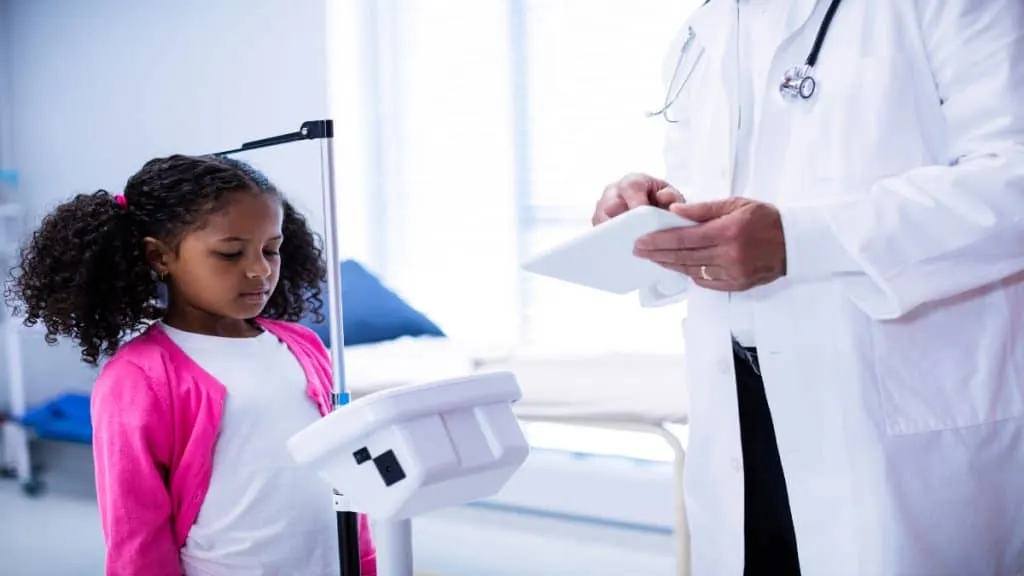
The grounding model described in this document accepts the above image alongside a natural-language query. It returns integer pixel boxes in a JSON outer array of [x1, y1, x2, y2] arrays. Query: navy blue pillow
[[301, 260, 445, 347]]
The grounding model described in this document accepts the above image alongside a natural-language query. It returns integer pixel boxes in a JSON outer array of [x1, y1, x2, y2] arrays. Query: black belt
[[732, 339, 761, 375]]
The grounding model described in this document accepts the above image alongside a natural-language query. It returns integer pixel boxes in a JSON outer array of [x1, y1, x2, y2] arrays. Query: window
[[516, 0, 700, 353], [332, 0, 701, 353], [344, 0, 522, 347]]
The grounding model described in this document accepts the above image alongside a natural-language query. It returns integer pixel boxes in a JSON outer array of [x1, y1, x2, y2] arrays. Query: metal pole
[[318, 135, 349, 411], [318, 136, 363, 576], [3, 305, 32, 488]]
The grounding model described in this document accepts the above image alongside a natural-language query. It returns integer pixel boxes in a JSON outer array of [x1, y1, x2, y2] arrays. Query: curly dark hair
[[5, 154, 326, 365]]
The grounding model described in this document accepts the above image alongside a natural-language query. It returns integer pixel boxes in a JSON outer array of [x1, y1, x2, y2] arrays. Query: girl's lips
[[240, 290, 270, 302]]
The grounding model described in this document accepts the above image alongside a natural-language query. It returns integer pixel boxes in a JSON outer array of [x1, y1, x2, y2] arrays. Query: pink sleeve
[[91, 361, 182, 576], [359, 513, 378, 575]]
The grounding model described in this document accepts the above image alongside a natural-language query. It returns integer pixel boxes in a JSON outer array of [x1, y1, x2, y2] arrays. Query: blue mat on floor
[[19, 392, 92, 444]]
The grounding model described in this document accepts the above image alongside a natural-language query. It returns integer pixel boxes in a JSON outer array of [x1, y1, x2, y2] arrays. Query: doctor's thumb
[[669, 200, 733, 222], [653, 187, 685, 208]]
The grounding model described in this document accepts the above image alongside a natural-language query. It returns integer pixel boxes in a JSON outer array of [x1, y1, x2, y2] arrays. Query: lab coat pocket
[[870, 289, 1024, 435]]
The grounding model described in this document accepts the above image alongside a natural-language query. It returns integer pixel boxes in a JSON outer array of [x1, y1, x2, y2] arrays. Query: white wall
[[7, 0, 332, 225], [0, 0, 359, 408], [0, 0, 11, 169]]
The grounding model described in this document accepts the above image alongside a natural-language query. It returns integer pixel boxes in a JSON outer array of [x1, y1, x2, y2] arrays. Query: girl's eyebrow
[[216, 234, 283, 242]]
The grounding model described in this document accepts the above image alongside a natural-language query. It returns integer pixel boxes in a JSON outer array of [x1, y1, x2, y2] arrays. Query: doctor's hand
[[592, 173, 685, 226], [633, 198, 787, 291]]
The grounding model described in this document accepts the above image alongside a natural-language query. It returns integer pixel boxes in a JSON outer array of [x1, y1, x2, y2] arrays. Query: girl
[[6, 155, 377, 575]]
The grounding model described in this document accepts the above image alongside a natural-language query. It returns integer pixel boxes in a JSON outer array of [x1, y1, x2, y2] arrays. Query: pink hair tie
[[114, 194, 128, 208]]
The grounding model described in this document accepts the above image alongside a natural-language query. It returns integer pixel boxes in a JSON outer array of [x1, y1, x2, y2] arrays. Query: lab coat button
[[730, 458, 742, 473]]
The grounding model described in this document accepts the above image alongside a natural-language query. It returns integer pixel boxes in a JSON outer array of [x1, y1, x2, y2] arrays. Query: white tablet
[[521, 205, 697, 294]]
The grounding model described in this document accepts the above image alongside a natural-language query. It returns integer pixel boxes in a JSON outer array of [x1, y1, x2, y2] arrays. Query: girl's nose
[[246, 256, 272, 279]]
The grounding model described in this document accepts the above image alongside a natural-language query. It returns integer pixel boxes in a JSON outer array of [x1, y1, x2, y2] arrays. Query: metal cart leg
[[623, 423, 689, 576], [2, 313, 41, 495], [625, 422, 690, 576], [654, 425, 689, 576], [517, 417, 690, 576]]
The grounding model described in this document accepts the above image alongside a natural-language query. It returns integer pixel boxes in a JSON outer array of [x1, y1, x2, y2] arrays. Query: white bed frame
[[515, 415, 689, 576], [345, 342, 692, 575]]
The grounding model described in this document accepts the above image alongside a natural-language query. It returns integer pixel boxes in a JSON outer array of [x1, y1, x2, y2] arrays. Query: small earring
[[158, 271, 168, 282]]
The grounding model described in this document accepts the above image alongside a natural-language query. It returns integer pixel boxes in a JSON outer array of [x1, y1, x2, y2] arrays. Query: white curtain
[[332, 0, 520, 348], [518, 0, 700, 353]]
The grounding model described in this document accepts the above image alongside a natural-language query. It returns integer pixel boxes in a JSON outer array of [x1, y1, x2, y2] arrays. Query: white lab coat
[[648, 0, 1024, 574]]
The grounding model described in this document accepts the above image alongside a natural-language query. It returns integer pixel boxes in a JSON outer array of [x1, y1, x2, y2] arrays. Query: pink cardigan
[[90, 319, 377, 576]]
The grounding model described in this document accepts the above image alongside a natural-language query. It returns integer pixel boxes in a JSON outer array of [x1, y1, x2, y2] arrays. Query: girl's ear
[[142, 236, 173, 278]]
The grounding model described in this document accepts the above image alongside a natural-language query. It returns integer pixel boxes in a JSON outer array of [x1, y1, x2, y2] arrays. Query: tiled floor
[[0, 441, 105, 576]]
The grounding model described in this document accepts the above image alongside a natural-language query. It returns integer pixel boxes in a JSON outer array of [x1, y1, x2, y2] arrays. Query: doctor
[[595, 1, 1024, 574]]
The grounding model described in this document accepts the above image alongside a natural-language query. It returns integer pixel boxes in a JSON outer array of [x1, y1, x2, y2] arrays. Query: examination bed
[[340, 335, 692, 576]]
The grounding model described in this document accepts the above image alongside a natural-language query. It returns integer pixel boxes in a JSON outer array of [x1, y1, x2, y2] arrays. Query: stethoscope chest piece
[[779, 65, 816, 100]]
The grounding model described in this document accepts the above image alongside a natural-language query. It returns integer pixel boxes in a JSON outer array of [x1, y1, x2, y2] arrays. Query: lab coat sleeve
[[778, 0, 1024, 320]]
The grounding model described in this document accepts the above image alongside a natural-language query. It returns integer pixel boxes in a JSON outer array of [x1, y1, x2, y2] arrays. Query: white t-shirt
[[729, 0, 789, 347], [162, 322, 340, 576]]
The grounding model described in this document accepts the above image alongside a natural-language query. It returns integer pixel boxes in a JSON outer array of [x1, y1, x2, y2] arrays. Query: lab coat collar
[[690, 0, 822, 63], [687, 0, 731, 48], [784, 0, 824, 42]]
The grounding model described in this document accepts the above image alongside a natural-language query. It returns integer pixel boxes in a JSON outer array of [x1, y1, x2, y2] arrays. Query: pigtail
[[5, 189, 161, 365]]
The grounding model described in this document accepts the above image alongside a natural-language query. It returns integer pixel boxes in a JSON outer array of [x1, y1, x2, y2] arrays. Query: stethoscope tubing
[[651, 0, 845, 117]]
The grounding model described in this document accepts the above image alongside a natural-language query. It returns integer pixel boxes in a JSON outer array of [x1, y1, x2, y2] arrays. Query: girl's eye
[[264, 250, 280, 257], [217, 252, 243, 260]]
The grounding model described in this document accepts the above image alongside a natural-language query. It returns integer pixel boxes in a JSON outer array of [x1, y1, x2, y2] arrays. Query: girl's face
[[149, 190, 284, 336]]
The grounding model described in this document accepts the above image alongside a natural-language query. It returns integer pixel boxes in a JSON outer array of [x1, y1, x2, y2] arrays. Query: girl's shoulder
[[99, 323, 176, 376], [91, 325, 177, 423]]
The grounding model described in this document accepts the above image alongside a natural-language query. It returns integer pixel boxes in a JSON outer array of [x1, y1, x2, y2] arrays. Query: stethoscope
[[649, 0, 843, 123]]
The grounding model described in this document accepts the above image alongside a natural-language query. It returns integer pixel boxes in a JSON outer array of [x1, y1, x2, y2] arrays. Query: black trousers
[[733, 341, 801, 575]]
